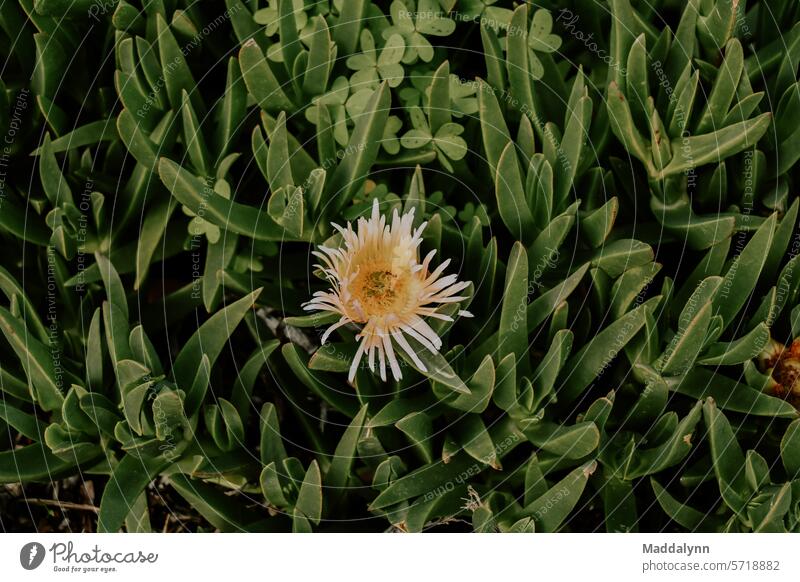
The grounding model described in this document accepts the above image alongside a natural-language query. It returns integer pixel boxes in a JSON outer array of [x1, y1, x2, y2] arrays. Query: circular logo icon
[[20, 542, 46, 570]]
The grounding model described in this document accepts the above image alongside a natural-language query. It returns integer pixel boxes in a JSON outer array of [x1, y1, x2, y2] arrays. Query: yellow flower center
[[352, 265, 410, 317]]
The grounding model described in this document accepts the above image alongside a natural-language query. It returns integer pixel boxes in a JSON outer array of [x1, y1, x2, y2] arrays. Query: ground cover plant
[[1, 0, 800, 533]]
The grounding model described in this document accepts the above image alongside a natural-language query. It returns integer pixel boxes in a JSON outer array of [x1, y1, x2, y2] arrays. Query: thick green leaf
[[327, 83, 390, 212], [698, 323, 771, 366], [170, 473, 263, 532], [522, 461, 597, 532], [659, 302, 712, 375], [325, 405, 367, 507], [711, 213, 777, 330], [158, 158, 306, 241], [559, 298, 656, 405], [498, 242, 530, 375], [295, 460, 323, 526], [657, 113, 772, 179], [625, 401, 702, 479], [671, 368, 796, 418], [702, 399, 751, 516], [521, 419, 599, 460], [0, 307, 64, 411], [0, 441, 100, 484], [396, 334, 470, 395], [495, 143, 536, 244], [98, 454, 170, 532], [651, 478, 708, 531], [396, 411, 434, 464], [781, 419, 800, 480], [282, 343, 360, 416], [239, 40, 294, 113], [171, 289, 262, 414]]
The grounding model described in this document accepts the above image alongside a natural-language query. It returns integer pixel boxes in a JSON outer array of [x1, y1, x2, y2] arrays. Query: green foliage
[[1, 0, 800, 533]]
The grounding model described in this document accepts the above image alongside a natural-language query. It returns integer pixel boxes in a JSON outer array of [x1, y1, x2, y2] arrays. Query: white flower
[[303, 199, 472, 382]]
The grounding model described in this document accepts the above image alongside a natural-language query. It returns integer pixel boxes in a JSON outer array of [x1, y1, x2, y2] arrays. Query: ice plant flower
[[303, 199, 472, 382]]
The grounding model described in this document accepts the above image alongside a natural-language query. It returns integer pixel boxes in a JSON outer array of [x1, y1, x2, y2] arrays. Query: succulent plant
[[1, 0, 800, 534]]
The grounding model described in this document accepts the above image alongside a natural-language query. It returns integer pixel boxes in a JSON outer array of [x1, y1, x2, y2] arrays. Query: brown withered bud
[[759, 339, 800, 407]]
